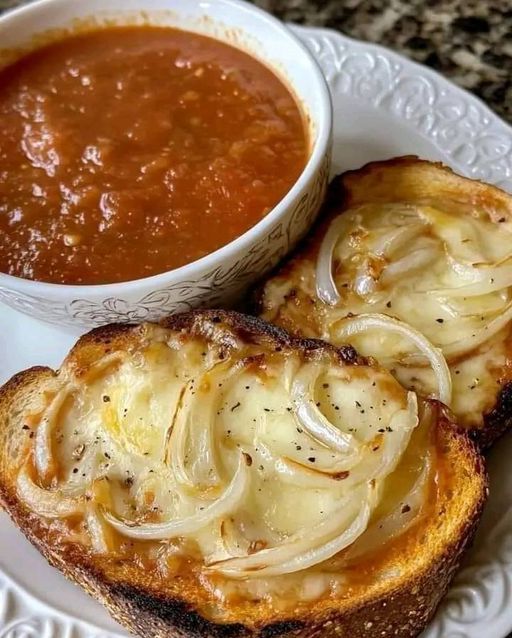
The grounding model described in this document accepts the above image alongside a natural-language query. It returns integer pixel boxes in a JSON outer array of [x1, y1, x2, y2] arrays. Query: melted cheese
[[20, 322, 431, 603], [263, 202, 512, 427]]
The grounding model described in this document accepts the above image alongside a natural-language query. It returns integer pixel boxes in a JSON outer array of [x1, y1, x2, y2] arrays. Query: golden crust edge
[[0, 311, 488, 638]]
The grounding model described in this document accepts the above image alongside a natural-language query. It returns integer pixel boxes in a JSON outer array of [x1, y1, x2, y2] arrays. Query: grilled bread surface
[[0, 310, 486, 638], [258, 157, 512, 447]]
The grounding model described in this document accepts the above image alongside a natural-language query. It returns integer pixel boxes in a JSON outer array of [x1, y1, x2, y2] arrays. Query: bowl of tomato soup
[[0, 0, 332, 328]]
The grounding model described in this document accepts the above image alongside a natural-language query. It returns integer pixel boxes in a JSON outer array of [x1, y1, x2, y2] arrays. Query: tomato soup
[[0, 27, 308, 285]]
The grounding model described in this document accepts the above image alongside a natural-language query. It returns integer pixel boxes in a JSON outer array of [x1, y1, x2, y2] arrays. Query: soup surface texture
[[0, 26, 307, 284]]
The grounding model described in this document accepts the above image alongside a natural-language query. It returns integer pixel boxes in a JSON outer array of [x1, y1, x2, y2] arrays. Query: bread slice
[[258, 157, 512, 448], [0, 310, 486, 638]]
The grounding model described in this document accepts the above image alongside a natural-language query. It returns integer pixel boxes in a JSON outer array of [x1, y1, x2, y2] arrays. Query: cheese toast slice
[[0, 310, 486, 637], [258, 157, 512, 448]]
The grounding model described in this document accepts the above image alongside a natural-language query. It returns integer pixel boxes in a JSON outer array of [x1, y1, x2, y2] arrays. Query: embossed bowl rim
[[0, 0, 332, 298]]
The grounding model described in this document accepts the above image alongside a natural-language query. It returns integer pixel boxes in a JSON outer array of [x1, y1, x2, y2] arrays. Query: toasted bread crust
[[256, 157, 512, 448], [0, 310, 487, 638]]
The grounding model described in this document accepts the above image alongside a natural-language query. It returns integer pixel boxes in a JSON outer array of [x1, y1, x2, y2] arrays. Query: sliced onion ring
[[440, 302, 512, 361], [34, 384, 77, 482], [400, 302, 512, 365], [17, 465, 82, 518], [220, 518, 251, 558], [371, 223, 424, 257], [275, 456, 354, 487], [430, 263, 512, 298], [208, 492, 370, 578], [104, 452, 250, 540], [34, 352, 126, 483], [86, 503, 114, 554], [291, 365, 358, 457], [380, 246, 438, 286], [272, 392, 417, 491], [346, 443, 432, 561], [437, 290, 510, 318], [416, 206, 486, 263], [167, 378, 203, 488], [167, 361, 246, 489], [333, 313, 452, 406], [316, 215, 357, 306]]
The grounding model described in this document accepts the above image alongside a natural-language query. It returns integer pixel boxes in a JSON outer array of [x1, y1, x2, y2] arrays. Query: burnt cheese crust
[[257, 157, 512, 449], [0, 310, 487, 638]]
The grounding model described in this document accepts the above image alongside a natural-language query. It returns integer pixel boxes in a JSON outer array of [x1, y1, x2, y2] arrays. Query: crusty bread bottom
[[0, 311, 488, 638]]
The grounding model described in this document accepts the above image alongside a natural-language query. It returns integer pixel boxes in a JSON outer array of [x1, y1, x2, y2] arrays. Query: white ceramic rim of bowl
[[0, 0, 332, 297]]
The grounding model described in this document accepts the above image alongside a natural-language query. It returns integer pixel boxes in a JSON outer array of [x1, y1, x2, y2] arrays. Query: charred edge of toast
[[479, 381, 512, 450], [160, 309, 364, 365], [106, 581, 304, 638], [67, 309, 365, 369]]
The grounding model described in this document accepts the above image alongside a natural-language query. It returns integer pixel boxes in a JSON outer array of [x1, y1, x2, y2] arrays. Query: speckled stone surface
[[252, 0, 512, 125], [1, 0, 511, 125]]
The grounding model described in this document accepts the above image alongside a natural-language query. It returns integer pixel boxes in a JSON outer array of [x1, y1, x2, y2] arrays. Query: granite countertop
[[252, 0, 512, 125], [1, 0, 511, 125]]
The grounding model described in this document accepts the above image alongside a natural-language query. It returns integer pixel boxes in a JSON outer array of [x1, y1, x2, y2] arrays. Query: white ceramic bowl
[[0, 0, 332, 328]]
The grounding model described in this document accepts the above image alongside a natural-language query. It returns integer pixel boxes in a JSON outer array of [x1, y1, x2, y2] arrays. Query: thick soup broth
[[0, 27, 308, 284]]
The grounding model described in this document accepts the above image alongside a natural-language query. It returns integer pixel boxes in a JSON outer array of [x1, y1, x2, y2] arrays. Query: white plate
[[1, 23, 512, 638]]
